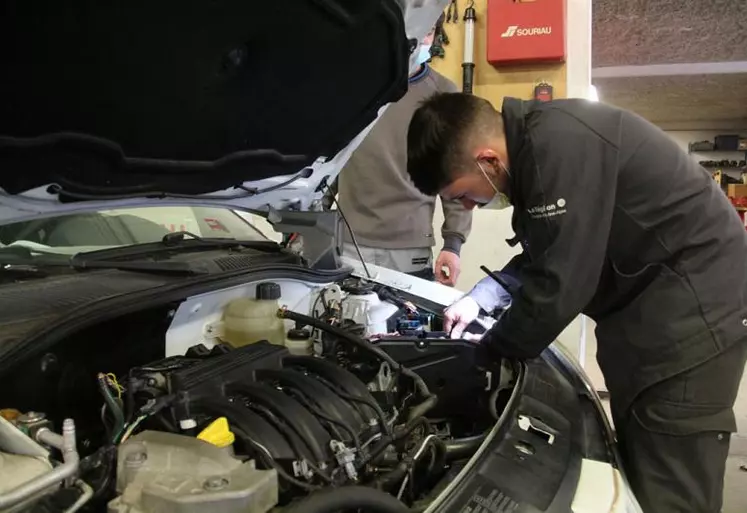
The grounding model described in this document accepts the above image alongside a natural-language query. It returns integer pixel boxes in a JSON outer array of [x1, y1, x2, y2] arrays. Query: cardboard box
[[727, 184, 747, 198]]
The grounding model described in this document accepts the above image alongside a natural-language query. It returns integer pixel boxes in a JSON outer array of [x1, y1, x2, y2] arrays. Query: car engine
[[0, 278, 511, 513]]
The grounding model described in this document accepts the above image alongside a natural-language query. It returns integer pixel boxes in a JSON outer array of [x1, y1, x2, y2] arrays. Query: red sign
[[204, 218, 229, 233], [487, 0, 566, 66]]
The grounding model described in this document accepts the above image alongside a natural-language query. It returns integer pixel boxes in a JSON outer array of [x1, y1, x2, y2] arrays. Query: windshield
[[0, 207, 271, 256]]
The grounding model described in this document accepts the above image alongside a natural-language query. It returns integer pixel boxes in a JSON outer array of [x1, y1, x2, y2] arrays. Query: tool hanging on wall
[[462, 1, 477, 94], [446, 0, 458, 23], [533, 81, 553, 102], [431, 12, 450, 59]]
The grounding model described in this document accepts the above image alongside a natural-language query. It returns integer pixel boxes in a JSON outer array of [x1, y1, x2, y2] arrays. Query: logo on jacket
[[527, 198, 567, 220], [500, 25, 553, 38]]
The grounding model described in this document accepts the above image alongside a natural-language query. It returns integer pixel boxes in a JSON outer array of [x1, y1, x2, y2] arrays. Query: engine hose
[[361, 416, 431, 468], [375, 434, 446, 491], [373, 462, 409, 489], [277, 309, 437, 414], [283, 486, 410, 513], [425, 436, 447, 475], [97, 374, 124, 443], [332, 389, 392, 438], [443, 433, 488, 461], [407, 394, 438, 422]]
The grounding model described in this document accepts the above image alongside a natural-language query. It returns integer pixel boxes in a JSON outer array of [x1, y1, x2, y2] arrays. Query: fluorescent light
[[588, 85, 599, 102]]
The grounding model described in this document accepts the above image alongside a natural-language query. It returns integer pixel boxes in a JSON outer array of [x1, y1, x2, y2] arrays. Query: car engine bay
[[0, 276, 515, 513]]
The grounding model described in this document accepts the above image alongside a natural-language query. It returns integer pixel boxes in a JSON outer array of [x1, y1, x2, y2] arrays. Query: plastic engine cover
[[0, 451, 55, 513], [109, 431, 278, 513]]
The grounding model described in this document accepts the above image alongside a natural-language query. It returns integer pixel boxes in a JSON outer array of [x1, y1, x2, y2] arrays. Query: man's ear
[[475, 147, 500, 162]]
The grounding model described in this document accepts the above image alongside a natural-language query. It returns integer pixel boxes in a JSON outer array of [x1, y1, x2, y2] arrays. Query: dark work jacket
[[482, 97, 747, 415]]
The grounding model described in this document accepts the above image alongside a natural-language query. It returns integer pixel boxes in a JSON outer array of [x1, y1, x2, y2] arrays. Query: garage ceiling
[[592, 0, 747, 127]]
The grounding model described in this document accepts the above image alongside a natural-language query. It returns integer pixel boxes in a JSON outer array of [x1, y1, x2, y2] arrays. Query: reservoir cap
[[287, 328, 311, 340], [256, 282, 281, 300]]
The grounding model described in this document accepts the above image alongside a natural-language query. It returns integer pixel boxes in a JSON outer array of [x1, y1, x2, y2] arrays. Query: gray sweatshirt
[[334, 65, 472, 255]]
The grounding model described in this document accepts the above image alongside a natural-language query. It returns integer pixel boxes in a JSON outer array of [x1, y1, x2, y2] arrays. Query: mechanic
[[405, 92, 747, 513], [325, 17, 472, 285]]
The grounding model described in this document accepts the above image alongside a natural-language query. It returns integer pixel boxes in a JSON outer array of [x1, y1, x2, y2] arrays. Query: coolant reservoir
[[221, 282, 286, 347]]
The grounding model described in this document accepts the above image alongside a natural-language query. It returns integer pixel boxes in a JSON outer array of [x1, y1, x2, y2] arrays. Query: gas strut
[[462, 1, 477, 94]]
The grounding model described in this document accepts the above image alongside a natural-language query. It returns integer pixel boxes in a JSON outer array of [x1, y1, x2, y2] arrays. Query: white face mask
[[476, 160, 511, 210], [415, 44, 432, 65]]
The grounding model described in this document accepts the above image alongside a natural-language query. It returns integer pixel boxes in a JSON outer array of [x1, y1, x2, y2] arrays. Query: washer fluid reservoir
[[342, 286, 399, 336], [222, 282, 286, 347]]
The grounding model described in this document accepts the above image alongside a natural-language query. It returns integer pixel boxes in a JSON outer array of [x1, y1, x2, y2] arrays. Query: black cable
[[278, 309, 435, 412], [97, 374, 125, 444], [77, 445, 116, 501], [332, 390, 392, 438], [322, 182, 372, 278]]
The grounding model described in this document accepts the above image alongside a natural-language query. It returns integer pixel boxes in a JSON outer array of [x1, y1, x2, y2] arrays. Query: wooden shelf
[[690, 148, 746, 153]]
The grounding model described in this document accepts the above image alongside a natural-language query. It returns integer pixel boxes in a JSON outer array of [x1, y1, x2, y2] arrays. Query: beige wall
[[256, 0, 591, 362], [428, 0, 589, 357]]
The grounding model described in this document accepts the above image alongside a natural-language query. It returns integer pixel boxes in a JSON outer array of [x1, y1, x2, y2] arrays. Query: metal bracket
[[518, 415, 557, 445], [266, 208, 343, 271]]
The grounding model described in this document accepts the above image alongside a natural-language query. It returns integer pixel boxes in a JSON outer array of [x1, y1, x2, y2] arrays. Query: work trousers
[[611, 340, 747, 513]]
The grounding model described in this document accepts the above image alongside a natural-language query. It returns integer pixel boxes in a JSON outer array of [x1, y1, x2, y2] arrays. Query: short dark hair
[[407, 93, 502, 196]]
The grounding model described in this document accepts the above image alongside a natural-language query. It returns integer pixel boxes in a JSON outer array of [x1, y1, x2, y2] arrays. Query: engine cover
[[132, 342, 383, 468], [109, 431, 278, 513]]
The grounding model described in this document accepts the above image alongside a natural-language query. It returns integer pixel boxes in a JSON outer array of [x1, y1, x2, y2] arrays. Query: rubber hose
[[373, 462, 409, 489], [278, 309, 435, 402], [407, 394, 438, 422], [363, 416, 431, 467], [426, 436, 447, 475], [97, 375, 124, 442], [444, 433, 487, 461], [283, 486, 410, 513]]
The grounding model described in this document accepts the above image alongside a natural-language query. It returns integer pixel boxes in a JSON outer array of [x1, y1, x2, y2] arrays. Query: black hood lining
[[0, 0, 410, 198]]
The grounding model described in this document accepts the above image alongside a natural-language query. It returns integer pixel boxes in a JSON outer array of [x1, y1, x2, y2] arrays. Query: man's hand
[[443, 295, 480, 339], [435, 250, 460, 287]]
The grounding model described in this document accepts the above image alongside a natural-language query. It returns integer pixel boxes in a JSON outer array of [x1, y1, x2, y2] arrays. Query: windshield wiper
[[69, 259, 205, 275], [0, 263, 51, 280], [71, 231, 281, 265]]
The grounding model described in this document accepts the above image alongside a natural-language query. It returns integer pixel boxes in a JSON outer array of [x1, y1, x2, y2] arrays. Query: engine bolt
[[125, 451, 147, 466], [17, 411, 46, 425], [204, 476, 229, 491]]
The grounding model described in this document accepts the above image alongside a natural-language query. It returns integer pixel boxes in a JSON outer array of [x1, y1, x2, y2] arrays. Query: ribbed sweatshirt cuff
[[441, 236, 463, 256]]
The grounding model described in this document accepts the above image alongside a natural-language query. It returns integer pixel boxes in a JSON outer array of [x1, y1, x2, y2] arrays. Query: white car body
[[0, 0, 642, 511]]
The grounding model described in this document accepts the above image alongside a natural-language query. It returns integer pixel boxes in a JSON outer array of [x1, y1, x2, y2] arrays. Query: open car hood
[[0, 0, 447, 225]]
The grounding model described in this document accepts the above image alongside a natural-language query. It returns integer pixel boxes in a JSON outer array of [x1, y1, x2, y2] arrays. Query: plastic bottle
[[342, 287, 399, 336], [221, 282, 286, 347], [285, 328, 313, 356]]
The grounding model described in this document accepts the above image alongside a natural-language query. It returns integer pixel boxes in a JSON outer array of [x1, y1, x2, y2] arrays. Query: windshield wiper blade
[[72, 231, 281, 264], [0, 263, 51, 279], [161, 231, 278, 250], [69, 259, 205, 275]]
